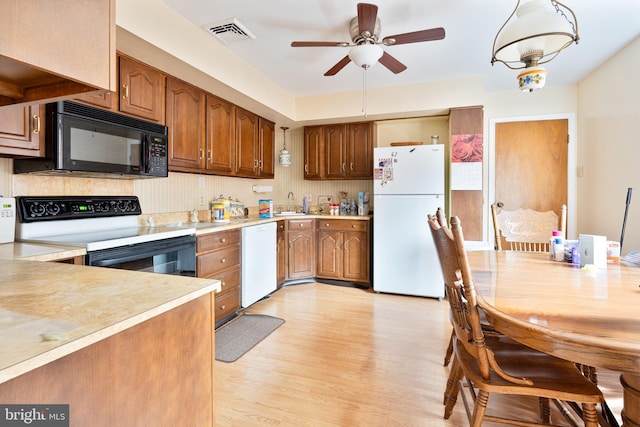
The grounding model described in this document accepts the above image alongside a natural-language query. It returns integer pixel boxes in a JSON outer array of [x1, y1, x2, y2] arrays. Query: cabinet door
[[119, 56, 166, 123], [276, 221, 287, 286], [287, 230, 315, 279], [0, 104, 45, 157], [75, 92, 116, 110], [205, 95, 235, 175], [324, 124, 347, 179], [258, 118, 275, 178], [166, 78, 205, 170], [343, 231, 370, 282], [304, 126, 323, 180], [235, 107, 259, 177], [317, 230, 342, 279], [347, 122, 373, 178]]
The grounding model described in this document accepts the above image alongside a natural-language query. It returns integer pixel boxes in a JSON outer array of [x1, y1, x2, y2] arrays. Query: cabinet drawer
[[215, 286, 240, 322], [197, 246, 241, 277], [287, 219, 314, 231], [210, 267, 240, 297], [317, 219, 369, 232], [197, 230, 241, 253]]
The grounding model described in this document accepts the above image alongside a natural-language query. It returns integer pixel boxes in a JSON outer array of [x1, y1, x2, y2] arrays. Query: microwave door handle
[[142, 134, 150, 174]]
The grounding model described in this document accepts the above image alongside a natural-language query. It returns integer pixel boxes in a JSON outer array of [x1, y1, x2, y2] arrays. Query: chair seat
[[455, 337, 603, 404]]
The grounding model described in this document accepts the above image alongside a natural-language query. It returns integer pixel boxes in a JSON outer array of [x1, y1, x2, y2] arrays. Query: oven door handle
[[87, 236, 195, 268]]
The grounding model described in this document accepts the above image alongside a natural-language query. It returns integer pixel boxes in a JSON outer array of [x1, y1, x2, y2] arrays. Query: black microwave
[[14, 101, 168, 178]]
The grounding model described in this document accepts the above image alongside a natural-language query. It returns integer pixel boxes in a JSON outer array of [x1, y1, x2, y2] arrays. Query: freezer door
[[373, 194, 445, 298], [373, 145, 444, 195]]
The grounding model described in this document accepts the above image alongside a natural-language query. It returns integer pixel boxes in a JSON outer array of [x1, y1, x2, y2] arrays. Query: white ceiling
[[161, 0, 640, 97]]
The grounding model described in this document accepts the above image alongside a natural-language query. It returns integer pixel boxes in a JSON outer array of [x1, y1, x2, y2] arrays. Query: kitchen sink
[[274, 212, 306, 216]]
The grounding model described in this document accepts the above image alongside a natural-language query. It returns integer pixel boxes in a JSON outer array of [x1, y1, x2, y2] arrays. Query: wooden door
[[324, 124, 347, 179], [118, 56, 165, 123], [288, 230, 315, 279], [304, 126, 323, 179], [258, 118, 275, 178], [166, 78, 205, 170], [205, 94, 235, 175], [347, 122, 373, 179], [343, 231, 369, 283], [235, 108, 259, 177], [276, 221, 287, 286], [317, 230, 342, 279], [495, 119, 568, 217]]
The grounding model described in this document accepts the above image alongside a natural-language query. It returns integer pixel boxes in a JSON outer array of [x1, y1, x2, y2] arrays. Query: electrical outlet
[[199, 195, 205, 205], [318, 195, 332, 205], [199, 176, 205, 188]]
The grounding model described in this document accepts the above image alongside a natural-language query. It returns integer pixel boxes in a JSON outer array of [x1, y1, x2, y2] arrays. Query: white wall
[[578, 36, 640, 254]]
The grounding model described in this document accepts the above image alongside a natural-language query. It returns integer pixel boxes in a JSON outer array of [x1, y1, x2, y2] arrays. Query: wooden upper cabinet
[[304, 126, 323, 180], [346, 122, 373, 179], [0, 0, 116, 109], [118, 56, 166, 124], [166, 78, 205, 170], [0, 104, 46, 157], [205, 95, 236, 175], [258, 118, 275, 179], [235, 108, 274, 179], [324, 124, 348, 179], [235, 107, 259, 177]]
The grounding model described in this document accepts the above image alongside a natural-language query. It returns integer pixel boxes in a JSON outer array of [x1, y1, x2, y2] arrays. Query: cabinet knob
[[325, 223, 329, 227], [221, 258, 226, 264], [221, 281, 225, 288], [220, 305, 226, 311], [342, 163, 346, 172], [220, 238, 226, 243], [304, 164, 309, 173], [299, 223, 304, 227], [352, 224, 356, 228], [350, 162, 354, 170]]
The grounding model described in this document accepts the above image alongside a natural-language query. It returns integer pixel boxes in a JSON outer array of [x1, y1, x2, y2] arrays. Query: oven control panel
[[16, 196, 141, 222]]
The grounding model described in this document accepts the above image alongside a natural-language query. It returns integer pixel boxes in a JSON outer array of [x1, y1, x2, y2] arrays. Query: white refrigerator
[[373, 144, 445, 298]]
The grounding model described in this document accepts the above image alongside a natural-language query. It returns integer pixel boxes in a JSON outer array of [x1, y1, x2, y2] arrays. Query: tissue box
[[579, 234, 608, 269], [258, 199, 273, 218]]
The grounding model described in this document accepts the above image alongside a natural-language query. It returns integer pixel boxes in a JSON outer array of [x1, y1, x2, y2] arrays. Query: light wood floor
[[215, 283, 624, 426]]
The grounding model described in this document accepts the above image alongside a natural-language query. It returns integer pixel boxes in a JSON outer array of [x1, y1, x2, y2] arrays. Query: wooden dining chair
[[443, 215, 604, 426], [491, 203, 567, 252]]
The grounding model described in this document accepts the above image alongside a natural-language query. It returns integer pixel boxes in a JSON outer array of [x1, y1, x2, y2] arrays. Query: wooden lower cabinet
[[0, 294, 215, 426], [287, 219, 316, 280], [197, 229, 241, 324], [317, 219, 370, 284], [276, 220, 287, 286]]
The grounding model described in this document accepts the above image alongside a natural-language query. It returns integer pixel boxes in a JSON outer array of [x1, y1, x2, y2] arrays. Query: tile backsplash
[[1, 128, 373, 217]]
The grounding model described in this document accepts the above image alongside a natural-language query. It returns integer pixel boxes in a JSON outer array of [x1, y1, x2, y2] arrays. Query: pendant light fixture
[[491, 0, 579, 92], [279, 126, 291, 167]]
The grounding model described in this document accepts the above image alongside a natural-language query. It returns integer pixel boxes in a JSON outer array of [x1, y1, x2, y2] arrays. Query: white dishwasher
[[241, 222, 277, 308]]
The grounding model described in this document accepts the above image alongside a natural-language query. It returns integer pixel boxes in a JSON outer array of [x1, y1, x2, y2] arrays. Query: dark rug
[[215, 314, 285, 363]]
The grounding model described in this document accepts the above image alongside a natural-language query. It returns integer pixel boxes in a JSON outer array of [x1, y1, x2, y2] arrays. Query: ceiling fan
[[291, 3, 445, 76]]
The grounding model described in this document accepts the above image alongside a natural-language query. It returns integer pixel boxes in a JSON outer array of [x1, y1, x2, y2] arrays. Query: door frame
[[481, 113, 577, 249]]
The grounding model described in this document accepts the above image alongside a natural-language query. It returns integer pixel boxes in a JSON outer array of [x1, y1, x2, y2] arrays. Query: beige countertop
[[0, 242, 86, 262], [0, 259, 220, 384], [180, 213, 372, 235]]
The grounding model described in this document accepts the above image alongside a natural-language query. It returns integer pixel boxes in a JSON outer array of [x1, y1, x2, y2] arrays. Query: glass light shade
[[348, 44, 383, 68], [279, 148, 291, 167], [517, 66, 547, 91], [494, 0, 576, 66]]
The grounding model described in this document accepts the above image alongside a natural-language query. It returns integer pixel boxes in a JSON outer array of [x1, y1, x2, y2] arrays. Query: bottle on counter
[[551, 230, 565, 262]]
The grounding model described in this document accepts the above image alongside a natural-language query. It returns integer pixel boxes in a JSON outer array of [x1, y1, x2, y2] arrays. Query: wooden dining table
[[467, 250, 640, 426]]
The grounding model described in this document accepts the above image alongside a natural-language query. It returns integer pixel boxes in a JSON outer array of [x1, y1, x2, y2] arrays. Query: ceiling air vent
[[202, 18, 256, 43]]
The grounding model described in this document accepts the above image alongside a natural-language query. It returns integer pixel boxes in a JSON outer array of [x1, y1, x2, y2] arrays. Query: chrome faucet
[[287, 191, 294, 212]]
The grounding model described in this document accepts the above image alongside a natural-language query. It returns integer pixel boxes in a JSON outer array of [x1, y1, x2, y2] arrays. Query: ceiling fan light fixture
[[349, 44, 383, 69]]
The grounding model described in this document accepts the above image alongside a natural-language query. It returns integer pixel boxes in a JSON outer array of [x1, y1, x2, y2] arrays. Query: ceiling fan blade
[[291, 41, 349, 47], [378, 51, 407, 74], [357, 3, 378, 37], [382, 27, 446, 46], [324, 56, 352, 76]]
